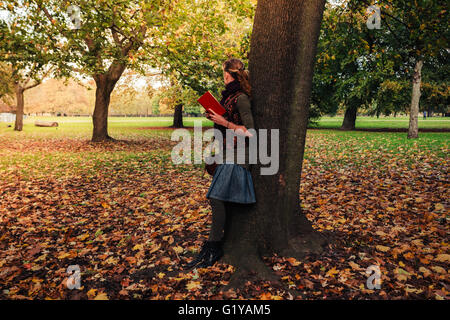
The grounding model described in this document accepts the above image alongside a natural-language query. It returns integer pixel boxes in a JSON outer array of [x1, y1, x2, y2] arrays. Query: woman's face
[[223, 70, 234, 85]]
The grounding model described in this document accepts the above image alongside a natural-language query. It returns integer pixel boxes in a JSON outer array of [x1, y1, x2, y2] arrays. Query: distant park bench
[[35, 121, 59, 127]]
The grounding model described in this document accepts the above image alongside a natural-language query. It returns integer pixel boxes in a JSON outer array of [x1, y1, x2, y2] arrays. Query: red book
[[197, 91, 226, 115]]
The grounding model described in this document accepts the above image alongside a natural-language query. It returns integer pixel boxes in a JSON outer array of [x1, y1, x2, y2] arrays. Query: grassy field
[[0, 116, 213, 140], [0, 116, 448, 186], [0, 115, 449, 140], [311, 116, 450, 129], [0, 116, 448, 300], [0, 116, 448, 164]]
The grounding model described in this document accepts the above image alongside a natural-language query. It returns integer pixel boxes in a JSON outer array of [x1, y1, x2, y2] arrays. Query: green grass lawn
[[0, 116, 213, 140], [311, 116, 450, 129], [1, 115, 448, 141], [0, 116, 448, 172]]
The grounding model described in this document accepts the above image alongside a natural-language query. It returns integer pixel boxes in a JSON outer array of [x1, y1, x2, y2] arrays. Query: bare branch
[[23, 79, 41, 90], [111, 26, 123, 47], [23, 66, 54, 90]]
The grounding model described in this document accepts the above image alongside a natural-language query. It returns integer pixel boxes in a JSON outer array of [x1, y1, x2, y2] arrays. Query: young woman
[[185, 58, 256, 269]]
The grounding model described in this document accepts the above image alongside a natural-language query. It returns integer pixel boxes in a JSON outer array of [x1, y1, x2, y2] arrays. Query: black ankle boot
[[184, 241, 211, 269], [197, 241, 223, 268]]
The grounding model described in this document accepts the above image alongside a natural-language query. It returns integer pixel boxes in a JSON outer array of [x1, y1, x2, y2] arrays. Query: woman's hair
[[222, 58, 251, 97]]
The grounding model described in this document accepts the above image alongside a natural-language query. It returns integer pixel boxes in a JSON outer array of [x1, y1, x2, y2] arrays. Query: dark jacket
[[214, 92, 255, 170]]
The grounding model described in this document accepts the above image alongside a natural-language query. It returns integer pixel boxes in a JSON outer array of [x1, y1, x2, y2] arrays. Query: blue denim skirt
[[206, 163, 256, 204]]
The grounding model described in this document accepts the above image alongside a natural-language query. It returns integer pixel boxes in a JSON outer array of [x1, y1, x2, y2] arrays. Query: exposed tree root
[[220, 231, 330, 293], [222, 253, 280, 291], [220, 253, 307, 299], [281, 231, 328, 260], [91, 135, 116, 143]]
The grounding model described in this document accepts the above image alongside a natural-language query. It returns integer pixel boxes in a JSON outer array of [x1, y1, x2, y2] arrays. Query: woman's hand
[[234, 125, 253, 137], [207, 110, 253, 137], [207, 110, 228, 127]]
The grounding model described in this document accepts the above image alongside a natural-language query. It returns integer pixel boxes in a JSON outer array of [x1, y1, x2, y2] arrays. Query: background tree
[[420, 49, 450, 116], [150, 94, 161, 115], [153, 0, 255, 126], [23, 0, 178, 141], [421, 82, 449, 116], [349, 0, 449, 138], [0, 2, 62, 131], [0, 63, 14, 100], [107, 70, 158, 116], [221, 0, 326, 287], [372, 79, 410, 117], [312, 3, 390, 130]]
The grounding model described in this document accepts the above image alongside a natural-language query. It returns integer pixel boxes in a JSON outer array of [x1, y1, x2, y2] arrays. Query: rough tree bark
[[407, 60, 423, 139], [221, 0, 327, 288], [171, 103, 184, 128], [14, 84, 24, 131], [341, 105, 357, 130], [13, 78, 42, 131], [91, 63, 126, 142]]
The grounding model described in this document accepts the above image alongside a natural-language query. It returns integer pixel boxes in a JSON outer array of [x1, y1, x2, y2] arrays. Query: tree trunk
[[172, 103, 184, 128], [91, 65, 125, 142], [341, 105, 357, 130], [14, 84, 24, 131], [407, 60, 423, 139], [221, 0, 327, 288]]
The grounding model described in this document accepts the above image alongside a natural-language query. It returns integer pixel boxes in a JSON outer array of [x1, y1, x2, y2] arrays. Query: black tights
[[208, 198, 227, 242]]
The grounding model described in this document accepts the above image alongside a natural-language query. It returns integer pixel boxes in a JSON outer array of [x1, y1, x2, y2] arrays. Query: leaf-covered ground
[[0, 128, 448, 300]]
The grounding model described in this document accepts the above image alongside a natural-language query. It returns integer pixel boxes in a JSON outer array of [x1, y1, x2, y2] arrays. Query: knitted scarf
[[219, 80, 242, 107]]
